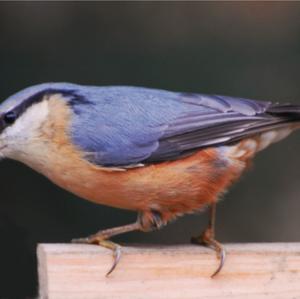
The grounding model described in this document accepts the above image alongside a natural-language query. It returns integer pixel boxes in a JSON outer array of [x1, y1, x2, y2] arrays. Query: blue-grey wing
[[69, 86, 294, 167]]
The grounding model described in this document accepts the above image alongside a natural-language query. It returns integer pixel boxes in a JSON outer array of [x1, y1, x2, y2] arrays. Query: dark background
[[1, 2, 300, 298]]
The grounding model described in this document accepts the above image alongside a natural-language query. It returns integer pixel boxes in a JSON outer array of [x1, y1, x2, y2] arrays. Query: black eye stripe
[[0, 88, 90, 134], [0, 89, 65, 133]]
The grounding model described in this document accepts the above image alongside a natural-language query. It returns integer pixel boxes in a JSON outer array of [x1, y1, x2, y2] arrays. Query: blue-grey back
[[67, 85, 272, 166]]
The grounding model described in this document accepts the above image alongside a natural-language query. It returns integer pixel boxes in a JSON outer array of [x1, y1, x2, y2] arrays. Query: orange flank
[[43, 143, 248, 226]]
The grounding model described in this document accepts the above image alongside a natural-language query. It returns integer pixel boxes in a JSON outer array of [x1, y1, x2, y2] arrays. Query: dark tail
[[221, 103, 300, 146], [267, 103, 300, 119]]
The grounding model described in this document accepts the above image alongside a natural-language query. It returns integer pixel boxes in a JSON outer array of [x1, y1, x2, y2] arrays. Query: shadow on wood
[[38, 243, 300, 299]]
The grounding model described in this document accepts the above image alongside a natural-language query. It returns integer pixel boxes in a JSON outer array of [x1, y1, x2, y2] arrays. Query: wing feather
[[69, 86, 299, 166]]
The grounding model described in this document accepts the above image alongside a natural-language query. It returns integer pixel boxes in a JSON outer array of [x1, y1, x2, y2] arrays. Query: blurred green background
[[1, 2, 300, 298]]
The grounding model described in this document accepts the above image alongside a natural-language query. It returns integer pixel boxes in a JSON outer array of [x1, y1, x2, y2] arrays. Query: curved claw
[[106, 244, 122, 277], [71, 236, 122, 276], [211, 247, 226, 278], [191, 231, 226, 278], [70, 222, 141, 277]]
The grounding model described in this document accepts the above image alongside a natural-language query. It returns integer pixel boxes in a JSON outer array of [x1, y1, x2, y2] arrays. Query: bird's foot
[[71, 222, 141, 276], [72, 232, 121, 276], [191, 227, 226, 278]]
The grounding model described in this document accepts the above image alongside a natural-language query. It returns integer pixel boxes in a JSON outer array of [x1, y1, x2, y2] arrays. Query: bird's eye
[[4, 111, 17, 124]]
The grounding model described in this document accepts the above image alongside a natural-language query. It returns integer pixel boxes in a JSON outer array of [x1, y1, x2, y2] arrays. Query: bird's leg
[[71, 210, 163, 276], [72, 220, 142, 276], [191, 202, 226, 278]]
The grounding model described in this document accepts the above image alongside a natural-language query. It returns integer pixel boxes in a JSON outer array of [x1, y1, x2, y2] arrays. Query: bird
[[1, 82, 300, 277]]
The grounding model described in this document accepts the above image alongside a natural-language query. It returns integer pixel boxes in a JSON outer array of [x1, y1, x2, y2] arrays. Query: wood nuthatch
[[1, 83, 299, 277]]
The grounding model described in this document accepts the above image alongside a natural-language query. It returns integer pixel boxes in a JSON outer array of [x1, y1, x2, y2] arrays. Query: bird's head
[[0, 83, 85, 165]]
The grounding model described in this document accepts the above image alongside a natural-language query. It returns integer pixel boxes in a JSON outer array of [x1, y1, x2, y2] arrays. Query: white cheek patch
[[3, 100, 49, 141], [1, 100, 50, 160]]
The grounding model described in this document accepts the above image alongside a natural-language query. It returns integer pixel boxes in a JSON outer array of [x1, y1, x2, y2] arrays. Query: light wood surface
[[38, 243, 300, 299]]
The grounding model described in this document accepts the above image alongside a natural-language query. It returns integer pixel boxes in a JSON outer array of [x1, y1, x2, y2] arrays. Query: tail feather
[[224, 103, 300, 146], [267, 103, 300, 117]]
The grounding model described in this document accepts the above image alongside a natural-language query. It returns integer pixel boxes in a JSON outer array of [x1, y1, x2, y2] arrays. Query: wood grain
[[38, 243, 300, 299]]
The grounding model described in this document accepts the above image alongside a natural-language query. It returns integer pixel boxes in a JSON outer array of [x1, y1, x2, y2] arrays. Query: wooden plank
[[38, 243, 300, 299]]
